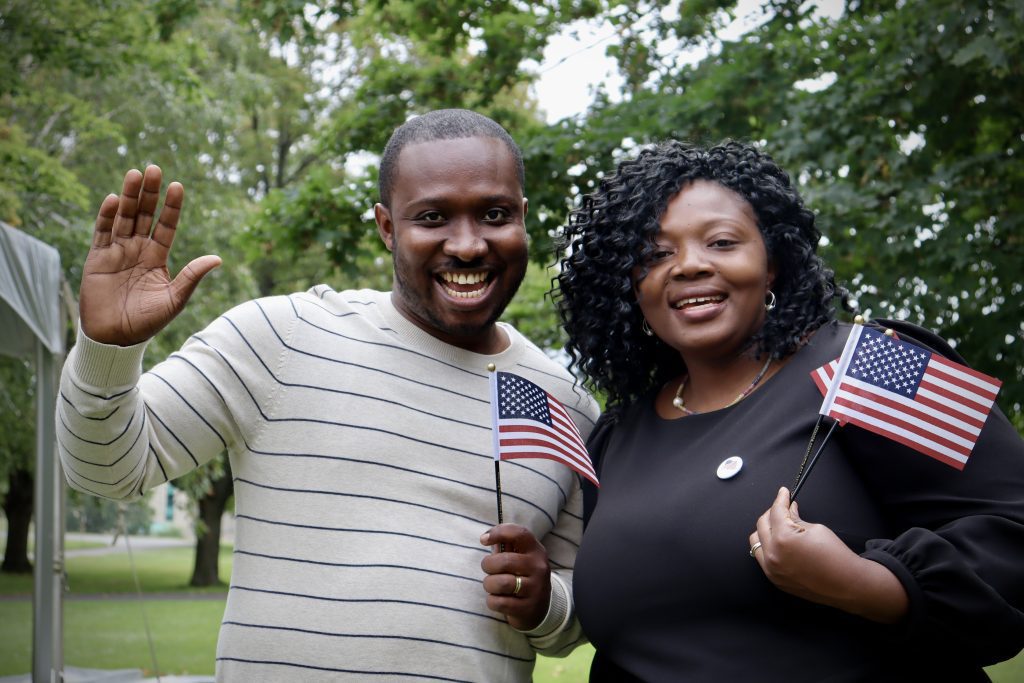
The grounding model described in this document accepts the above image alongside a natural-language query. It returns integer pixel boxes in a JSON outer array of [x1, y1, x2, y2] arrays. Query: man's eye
[[484, 208, 510, 222], [418, 211, 444, 223]]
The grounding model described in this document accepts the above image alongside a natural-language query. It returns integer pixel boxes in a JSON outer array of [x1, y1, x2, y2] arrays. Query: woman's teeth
[[673, 295, 725, 309]]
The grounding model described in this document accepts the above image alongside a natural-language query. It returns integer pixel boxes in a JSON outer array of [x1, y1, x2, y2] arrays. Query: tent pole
[[32, 340, 63, 683]]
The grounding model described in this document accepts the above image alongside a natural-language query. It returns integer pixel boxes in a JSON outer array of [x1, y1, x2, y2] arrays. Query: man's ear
[[374, 203, 395, 252]]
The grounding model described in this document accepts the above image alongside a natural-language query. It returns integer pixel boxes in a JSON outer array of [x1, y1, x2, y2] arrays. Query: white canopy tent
[[0, 221, 68, 682]]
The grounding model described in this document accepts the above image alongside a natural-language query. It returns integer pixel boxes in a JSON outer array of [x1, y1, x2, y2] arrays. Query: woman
[[556, 140, 1024, 681]]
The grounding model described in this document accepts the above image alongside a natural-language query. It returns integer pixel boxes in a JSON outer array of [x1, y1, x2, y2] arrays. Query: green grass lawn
[[0, 545, 231, 597], [0, 544, 1021, 681]]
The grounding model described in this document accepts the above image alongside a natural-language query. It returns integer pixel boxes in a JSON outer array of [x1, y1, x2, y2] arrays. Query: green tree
[[0, 357, 35, 573], [561, 0, 1023, 420], [236, 0, 612, 270]]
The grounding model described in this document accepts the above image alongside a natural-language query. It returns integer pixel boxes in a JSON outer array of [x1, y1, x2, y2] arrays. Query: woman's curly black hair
[[555, 139, 850, 416]]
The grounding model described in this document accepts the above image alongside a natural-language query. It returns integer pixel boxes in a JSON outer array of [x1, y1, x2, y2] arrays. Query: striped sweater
[[57, 286, 600, 682]]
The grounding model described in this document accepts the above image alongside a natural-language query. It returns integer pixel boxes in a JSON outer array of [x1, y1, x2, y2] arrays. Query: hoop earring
[[642, 319, 654, 337], [765, 290, 777, 312]]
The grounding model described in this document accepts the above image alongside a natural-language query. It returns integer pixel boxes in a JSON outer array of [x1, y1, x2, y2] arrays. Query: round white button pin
[[716, 456, 743, 480]]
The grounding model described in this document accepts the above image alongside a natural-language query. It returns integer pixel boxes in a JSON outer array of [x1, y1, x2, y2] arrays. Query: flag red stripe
[[830, 372, 987, 430], [827, 410, 967, 470], [836, 384, 980, 444], [499, 450, 599, 486], [832, 394, 972, 456], [926, 364, 999, 403], [811, 369, 829, 397], [917, 377, 991, 422], [499, 423, 588, 460], [498, 435, 593, 470], [929, 354, 1003, 391], [550, 413, 584, 445], [497, 438, 598, 475], [910, 389, 987, 429], [549, 400, 584, 439]]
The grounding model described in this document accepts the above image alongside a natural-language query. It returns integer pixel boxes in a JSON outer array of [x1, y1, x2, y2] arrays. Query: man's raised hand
[[80, 165, 221, 346]]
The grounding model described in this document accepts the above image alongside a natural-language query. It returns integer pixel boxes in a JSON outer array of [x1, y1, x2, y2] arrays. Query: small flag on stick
[[813, 324, 1001, 470], [490, 371, 599, 487]]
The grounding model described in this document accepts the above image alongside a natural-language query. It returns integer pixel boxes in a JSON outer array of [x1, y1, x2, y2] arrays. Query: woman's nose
[[669, 245, 712, 278]]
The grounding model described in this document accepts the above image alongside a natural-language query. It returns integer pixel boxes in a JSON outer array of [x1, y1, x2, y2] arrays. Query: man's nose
[[444, 220, 488, 262]]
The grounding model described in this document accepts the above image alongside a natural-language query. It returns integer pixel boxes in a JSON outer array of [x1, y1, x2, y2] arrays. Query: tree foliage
[[547, 0, 1024, 418], [2, 1, 1020, 577]]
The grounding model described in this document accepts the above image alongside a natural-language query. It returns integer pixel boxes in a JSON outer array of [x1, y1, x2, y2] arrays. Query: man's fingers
[[169, 255, 221, 306], [112, 169, 143, 239], [481, 524, 538, 553], [133, 165, 163, 237], [150, 182, 184, 249], [93, 194, 120, 248]]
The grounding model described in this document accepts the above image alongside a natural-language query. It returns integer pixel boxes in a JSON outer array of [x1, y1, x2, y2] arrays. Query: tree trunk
[[189, 461, 233, 587], [2, 468, 34, 573]]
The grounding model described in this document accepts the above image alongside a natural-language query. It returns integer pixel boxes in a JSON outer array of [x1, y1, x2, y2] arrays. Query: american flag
[[814, 324, 1001, 470], [490, 371, 599, 487]]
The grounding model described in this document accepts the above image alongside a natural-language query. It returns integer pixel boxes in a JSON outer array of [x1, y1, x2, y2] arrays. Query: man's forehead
[[396, 135, 512, 165], [391, 136, 524, 201]]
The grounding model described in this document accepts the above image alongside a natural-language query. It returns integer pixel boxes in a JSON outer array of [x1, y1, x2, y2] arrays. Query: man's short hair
[[378, 109, 525, 207]]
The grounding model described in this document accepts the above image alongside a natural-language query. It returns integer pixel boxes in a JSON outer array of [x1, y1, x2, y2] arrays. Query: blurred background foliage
[[2, 0, 1021, 577]]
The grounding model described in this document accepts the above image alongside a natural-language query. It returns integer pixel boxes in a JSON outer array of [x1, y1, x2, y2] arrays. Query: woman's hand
[[480, 524, 552, 631], [749, 487, 909, 624]]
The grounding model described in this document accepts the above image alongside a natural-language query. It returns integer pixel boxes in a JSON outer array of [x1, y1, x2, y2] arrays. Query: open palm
[[80, 165, 221, 346]]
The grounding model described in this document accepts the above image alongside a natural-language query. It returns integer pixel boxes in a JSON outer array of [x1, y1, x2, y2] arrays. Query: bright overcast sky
[[533, 0, 844, 123]]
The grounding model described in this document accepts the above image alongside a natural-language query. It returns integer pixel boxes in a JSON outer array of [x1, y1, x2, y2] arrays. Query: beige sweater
[[57, 286, 599, 682]]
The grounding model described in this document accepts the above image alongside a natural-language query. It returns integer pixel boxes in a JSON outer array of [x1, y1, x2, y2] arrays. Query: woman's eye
[[710, 239, 736, 248]]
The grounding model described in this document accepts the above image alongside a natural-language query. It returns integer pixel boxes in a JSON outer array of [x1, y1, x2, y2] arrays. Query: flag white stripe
[[549, 401, 584, 439], [930, 356, 1002, 394], [921, 370, 997, 414], [499, 418, 589, 459], [917, 385, 987, 421], [498, 442, 598, 478], [837, 375, 982, 438], [550, 418, 583, 449], [828, 402, 970, 464], [498, 426, 594, 466], [817, 359, 989, 426], [834, 388, 976, 451]]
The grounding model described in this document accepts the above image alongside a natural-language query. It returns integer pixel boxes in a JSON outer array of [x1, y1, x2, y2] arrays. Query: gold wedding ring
[[749, 541, 763, 557], [512, 575, 522, 596]]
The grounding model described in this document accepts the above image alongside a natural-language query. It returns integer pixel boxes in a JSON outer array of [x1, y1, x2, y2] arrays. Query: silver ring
[[512, 576, 522, 596], [749, 541, 763, 557]]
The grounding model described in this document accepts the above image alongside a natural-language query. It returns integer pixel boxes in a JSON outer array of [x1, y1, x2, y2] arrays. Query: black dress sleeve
[[582, 412, 618, 527], [841, 320, 1024, 666]]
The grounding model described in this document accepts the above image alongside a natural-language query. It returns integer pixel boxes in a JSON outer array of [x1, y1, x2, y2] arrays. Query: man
[[57, 109, 599, 681]]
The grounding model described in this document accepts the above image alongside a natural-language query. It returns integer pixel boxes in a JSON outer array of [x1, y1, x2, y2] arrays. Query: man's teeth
[[441, 272, 486, 285], [445, 289, 483, 299], [673, 295, 725, 309], [440, 271, 488, 298]]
